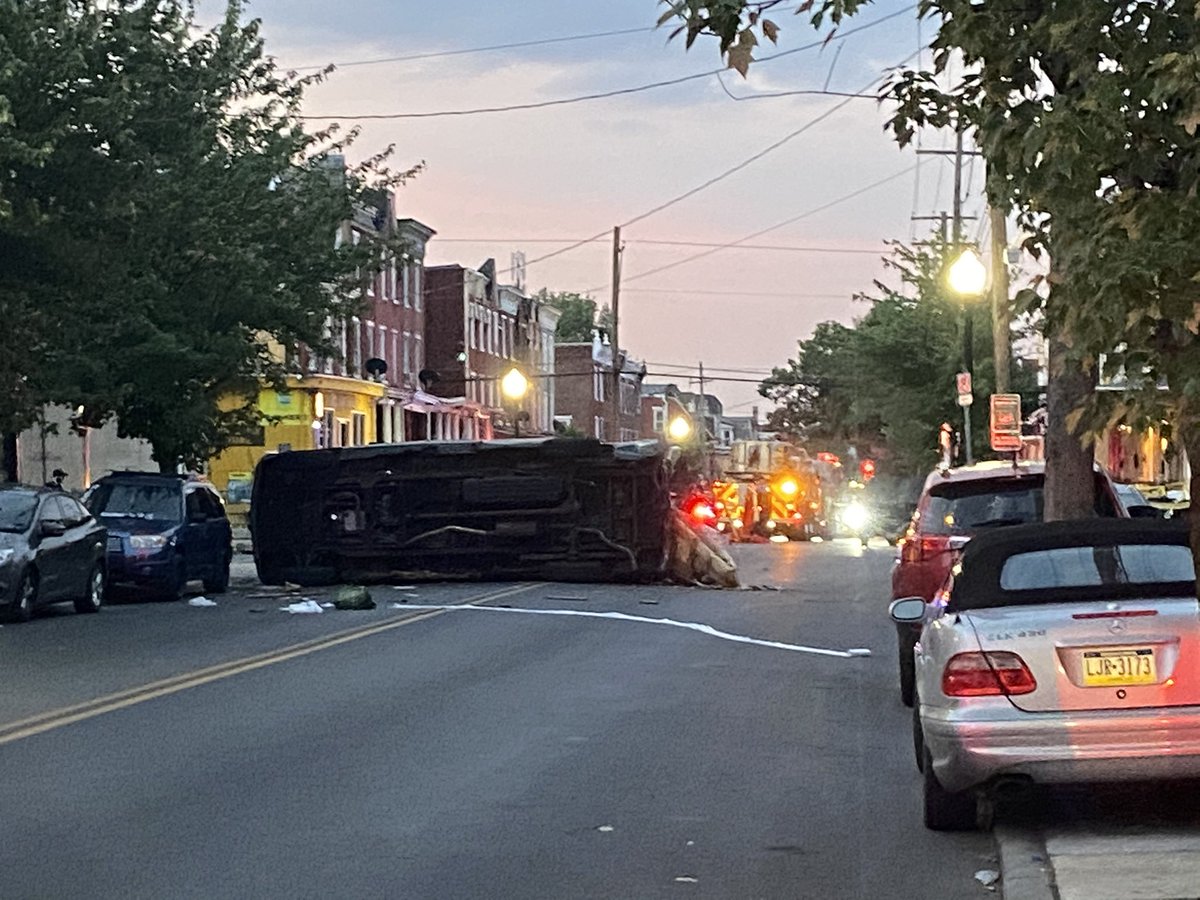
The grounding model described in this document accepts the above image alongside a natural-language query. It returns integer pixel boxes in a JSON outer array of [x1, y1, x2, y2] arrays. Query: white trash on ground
[[187, 597, 217, 608], [974, 870, 1000, 889], [280, 600, 324, 614]]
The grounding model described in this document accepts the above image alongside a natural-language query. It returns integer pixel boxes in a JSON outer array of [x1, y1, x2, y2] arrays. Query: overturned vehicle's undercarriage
[[250, 438, 672, 586]]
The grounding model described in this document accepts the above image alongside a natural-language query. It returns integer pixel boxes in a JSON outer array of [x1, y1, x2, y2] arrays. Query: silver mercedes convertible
[[891, 518, 1200, 830]]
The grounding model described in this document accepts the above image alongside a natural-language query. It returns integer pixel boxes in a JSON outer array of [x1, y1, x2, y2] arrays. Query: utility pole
[[609, 225, 622, 441], [916, 136, 983, 466], [953, 127, 975, 466], [989, 204, 1012, 394], [697, 361, 707, 479]]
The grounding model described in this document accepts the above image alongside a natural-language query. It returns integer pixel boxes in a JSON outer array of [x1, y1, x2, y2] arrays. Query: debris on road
[[280, 600, 324, 614], [546, 595, 588, 602], [333, 586, 376, 610], [669, 511, 739, 588], [974, 870, 1000, 889], [596, 825, 614, 833], [674, 876, 699, 884], [187, 597, 217, 608]]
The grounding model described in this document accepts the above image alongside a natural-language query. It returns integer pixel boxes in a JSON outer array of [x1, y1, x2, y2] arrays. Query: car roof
[[922, 460, 1044, 490], [952, 518, 1193, 609], [0, 484, 52, 496]]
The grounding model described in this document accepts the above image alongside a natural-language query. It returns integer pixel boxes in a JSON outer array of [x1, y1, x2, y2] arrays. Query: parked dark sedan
[[0, 485, 107, 622], [83, 473, 232, 600]]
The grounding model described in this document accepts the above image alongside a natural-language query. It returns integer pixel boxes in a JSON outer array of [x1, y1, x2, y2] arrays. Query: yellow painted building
[[208, 374, 385, 521]]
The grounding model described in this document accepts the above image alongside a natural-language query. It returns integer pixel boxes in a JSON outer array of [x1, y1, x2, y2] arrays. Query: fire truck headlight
[[765, 519, 777, 530], [777, 479, 799, 497], [842, 502, 869, 532]]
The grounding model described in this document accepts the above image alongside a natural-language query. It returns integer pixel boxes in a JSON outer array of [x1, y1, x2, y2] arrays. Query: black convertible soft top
[[950, 518, 1195, 610]]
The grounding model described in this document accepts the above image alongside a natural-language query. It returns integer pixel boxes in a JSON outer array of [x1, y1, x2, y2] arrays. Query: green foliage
[[0, 1, 417, 471], [762, 239, 1036, 474], [663, 0, 1200, 460], [539, 289, 610, 343]]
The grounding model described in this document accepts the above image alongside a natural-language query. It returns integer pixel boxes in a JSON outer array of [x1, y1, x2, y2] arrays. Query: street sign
[[955, 371, 973, 407], [989, 393, 1023, 452]]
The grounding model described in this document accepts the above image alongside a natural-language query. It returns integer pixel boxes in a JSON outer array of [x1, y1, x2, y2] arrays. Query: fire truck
[[712, 440, 828, 541]]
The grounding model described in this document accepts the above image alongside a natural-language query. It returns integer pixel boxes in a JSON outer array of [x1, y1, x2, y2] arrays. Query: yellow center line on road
[[0, 582, 538, 748]]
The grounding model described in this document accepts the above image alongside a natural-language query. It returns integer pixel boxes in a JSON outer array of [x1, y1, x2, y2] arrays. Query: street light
[[500, 367, 529, 437], [946, 247, 987, 466], [667, 415, 692, 443], [947, 247, 988, 297]]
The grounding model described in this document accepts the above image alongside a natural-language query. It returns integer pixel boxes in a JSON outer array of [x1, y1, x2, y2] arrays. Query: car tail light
[[942, 651, 1037, 697], [900, 534, 952, 564]]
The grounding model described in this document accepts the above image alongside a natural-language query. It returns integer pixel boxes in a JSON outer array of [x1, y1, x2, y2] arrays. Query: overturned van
[[249, 438, 671, 585]]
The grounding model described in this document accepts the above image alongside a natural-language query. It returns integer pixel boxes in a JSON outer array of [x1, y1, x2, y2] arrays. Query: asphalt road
[[0, 539, 996, 899]]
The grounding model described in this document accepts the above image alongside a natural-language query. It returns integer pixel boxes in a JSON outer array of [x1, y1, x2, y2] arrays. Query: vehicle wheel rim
[[90, 571, 103, 608]]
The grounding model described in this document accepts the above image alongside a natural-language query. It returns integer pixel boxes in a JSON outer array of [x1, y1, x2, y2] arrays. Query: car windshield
[[86, 482, 180, 521], [924, 478, 1045, 535], [0, 493, 38, 533]]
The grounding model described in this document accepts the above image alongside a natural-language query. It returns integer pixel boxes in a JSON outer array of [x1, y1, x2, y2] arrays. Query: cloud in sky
[[204, 0, 976, 417]]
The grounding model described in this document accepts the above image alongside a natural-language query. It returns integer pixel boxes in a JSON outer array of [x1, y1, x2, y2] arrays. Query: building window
[[352, 411, 366, 446], [402, 264, 411, 308], [652, 406, 665, 433], [414, 266, 422, 311], [350, 317, 362, 375], [320, 410, 335, 449], [594, 416, 605, 439], [403, 331, 412, 378], [593, 365, 606, 403], [415, 334, 423, 372]]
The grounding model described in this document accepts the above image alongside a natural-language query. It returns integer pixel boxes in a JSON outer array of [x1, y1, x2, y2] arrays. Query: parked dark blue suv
[[83, 473, 232, 600]]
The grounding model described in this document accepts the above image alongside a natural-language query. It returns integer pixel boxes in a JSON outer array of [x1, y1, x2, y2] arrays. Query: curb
[[996, 825, 1057, 900]]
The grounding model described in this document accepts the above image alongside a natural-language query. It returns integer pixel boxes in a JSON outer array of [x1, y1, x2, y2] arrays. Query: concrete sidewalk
[[1000, 825, 1200, 900]]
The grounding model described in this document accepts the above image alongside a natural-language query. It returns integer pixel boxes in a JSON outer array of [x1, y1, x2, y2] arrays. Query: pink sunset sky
[[208, 0, 985, 416]]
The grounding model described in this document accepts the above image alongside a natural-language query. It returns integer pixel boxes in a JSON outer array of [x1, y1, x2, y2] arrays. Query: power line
[[433, 237, 885, 254], [715, 71, 874, 101], [589, 163, 916, 291], [296, 7, 915, 121], [619, 288, 852, 298], [290, 26, 655, 71], [616, 44, 922, 233]]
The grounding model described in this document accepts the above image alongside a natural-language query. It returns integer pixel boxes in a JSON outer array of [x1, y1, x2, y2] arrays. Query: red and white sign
[[989, 393, 1023, 452], [956, 372, 972, 396]]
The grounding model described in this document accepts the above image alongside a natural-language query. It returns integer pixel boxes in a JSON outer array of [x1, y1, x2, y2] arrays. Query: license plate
[[1082, 648, 1157, 686]]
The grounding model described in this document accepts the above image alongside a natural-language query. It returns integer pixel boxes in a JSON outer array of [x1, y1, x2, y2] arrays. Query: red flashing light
[[687, 500, 717, 523], [817, 451, 841, 465], [859, 459, 876, 481]]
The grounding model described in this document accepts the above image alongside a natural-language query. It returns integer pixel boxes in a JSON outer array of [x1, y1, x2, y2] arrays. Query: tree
[[661, 0, 1200, 527], [0, 1, 416, 472], [538, 289, 611, 343], [761, 239, 1036, 474]]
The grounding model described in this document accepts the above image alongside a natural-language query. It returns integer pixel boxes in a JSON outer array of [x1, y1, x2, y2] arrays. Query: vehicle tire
[[898, 632, 916, 708], [157, 559, 186, 602], [8, 570, 36, 623], [923, 749, 978, 831], [203, 554, 231, 595], [74, 565, 104, 615], [912, 702, 925, 772]]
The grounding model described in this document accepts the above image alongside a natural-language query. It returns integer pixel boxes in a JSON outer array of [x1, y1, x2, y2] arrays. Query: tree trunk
[[1043, 336, 1097, 520], [1, 432, 17, 483], [1179, 419, 1200, 590]]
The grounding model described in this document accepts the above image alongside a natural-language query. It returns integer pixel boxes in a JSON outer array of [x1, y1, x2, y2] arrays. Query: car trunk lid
[[963, 598, 1200, 712]]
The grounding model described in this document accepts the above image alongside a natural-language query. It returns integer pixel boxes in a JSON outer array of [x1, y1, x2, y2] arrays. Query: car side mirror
[[889, 596, 927, 624], [40, 520, 67, 538]]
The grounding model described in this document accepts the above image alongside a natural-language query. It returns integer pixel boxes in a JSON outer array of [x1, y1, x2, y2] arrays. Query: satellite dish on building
[[365, 357, 388, 378], [418, 369, 440, 390]]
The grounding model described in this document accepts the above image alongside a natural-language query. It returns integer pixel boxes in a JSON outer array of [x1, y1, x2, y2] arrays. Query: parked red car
[[891, 460, 1126, 706]]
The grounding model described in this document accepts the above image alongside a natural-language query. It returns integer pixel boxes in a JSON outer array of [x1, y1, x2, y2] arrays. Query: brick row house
[[554, 335, 645, 441]]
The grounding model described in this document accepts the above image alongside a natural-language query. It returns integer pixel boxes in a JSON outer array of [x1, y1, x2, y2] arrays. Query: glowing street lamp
[[667, 415, 692, 443], [500, 367, 530, 438], [947, 247, 988, 298]]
